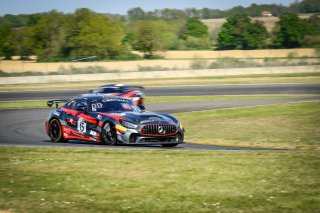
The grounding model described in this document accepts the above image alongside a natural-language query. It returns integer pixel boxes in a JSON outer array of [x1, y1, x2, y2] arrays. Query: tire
[[49, 119, 67, 143], [101, 122, 117, 145]]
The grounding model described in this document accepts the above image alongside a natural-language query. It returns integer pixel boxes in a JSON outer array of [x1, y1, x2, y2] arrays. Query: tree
[[290, 0, 320, 13], [201, 8, 211, 19], [217, 14, 268, 50], [127, 7, 146, 20], [272, 12, 312, 48], [0, 24, 17, 58], [307, 15, 320, 34], [159, 9, 186, 20], [181, 18, 208, 39], [24, 10, 67, 60], [301, 15, 320, 48], [65, 8, 124, 59], [132, 20, 168, 57]]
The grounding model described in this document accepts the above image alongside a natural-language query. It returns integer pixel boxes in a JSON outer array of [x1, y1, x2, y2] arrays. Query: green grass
[[0, 147, 319, 213], [174, 101, 320, 150], [0, 94, 319, 110], [0, 100, 49, 110], [146, 94, 320, 103], [1, 72, 320, 92]]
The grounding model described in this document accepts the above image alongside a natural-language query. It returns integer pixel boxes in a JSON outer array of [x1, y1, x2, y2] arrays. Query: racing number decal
[[77, 117, 87, 133]]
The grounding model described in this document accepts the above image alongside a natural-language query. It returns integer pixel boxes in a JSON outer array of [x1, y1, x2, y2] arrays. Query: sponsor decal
[[112, 113, 125, 116], [102, 98, 129, 103], [67, 118, 77, 125], [89, 130, 97, 137], [97, 114, 102, 120], [140, 117, 163, 124], [53, 111, 60, 116]]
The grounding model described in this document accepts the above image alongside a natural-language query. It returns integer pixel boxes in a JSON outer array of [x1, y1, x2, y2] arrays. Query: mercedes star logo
[[158, 126, 166, 134]]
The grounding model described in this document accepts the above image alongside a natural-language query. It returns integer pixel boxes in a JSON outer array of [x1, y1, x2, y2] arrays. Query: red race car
[[89, 84, 145, 109]]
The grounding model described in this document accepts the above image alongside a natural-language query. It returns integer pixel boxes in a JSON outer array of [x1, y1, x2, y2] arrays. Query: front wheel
[[48, 119, 67, 143], [101, 122, 117, 145]]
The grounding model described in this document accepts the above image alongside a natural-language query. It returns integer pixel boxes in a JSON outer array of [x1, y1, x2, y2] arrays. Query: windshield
[[90, 99, 141, 113]]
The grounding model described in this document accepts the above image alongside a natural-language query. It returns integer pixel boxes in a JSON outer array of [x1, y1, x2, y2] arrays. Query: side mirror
[[76, 103, 87, 112], [139, 104, 145, 110]]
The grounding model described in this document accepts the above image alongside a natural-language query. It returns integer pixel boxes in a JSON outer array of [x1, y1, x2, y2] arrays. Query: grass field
[[0, 94, 319, 110], [1, 72, 320, 92], [0, 147, 319, 213], [174, 101, 320, 150]]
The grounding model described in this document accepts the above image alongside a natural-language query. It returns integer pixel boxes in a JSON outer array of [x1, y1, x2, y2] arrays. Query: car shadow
[[42, 139, 184, 149]]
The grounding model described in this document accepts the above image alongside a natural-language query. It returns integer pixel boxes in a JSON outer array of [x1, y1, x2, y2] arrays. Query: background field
[[201, 14, 314, 36], [1, 49, 318, 73]]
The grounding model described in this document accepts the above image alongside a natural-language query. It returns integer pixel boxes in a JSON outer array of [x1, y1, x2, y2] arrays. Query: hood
[[118, 112, 177, 125]]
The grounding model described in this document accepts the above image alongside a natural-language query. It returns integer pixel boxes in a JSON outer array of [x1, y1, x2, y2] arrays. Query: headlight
[[179, 122, 183, 129], [121, 120, 138, 129]]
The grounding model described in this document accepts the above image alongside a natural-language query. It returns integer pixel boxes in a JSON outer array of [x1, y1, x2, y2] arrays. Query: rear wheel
[[101, 122, 117, 145], [49, 119, 67, 143]]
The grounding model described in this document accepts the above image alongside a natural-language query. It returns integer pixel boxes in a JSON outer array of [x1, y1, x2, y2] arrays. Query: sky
[[0, 0, 297, 16]]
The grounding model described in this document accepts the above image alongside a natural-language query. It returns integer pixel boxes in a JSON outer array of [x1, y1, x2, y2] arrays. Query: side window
[[64, 99, 87, 110], [97, 88, 105, 93], [64, 100, 77, 109], [122, 88, 129, 93], [102, 88, 116, 93]]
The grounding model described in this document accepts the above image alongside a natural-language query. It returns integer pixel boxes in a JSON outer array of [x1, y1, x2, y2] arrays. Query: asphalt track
[[1, 83, 320, 101], [0, 84, 319, 150]]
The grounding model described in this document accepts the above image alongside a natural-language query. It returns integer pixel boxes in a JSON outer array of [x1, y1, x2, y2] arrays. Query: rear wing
[[128, 86, 144, 91], [47, 100, 68, 108], [132, 86, 144, 90]]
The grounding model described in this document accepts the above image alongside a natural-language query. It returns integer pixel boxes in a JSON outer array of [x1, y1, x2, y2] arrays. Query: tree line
[[217, 13, 320, 50], [1, 0, 319, 26], [126, 0, 320, 20], [0, 1, 319, 61]]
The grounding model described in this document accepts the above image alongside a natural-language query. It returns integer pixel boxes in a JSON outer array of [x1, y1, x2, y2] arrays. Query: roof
[[79, 94, 129, 101], [98, 84, 144, 90], [100, 83, 128, 88]]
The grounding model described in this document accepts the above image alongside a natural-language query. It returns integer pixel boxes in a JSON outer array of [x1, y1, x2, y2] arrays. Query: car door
[[64, 99, 87, 134]]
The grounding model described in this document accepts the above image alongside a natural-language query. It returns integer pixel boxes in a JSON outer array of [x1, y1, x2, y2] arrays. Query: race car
[[89, 84, 145, 108], [45, 94, 184, 147]]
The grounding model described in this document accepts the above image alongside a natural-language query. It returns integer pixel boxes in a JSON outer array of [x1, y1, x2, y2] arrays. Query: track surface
[[1, 83, 320, 101], [1, 93, 319, 150]]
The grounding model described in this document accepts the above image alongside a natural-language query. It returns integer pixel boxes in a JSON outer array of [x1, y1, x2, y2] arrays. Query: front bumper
[[116, 128, 184, 145]]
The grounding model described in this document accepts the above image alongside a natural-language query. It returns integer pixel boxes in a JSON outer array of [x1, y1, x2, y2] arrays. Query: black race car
[[45, 94, 184, 147], [89, 84, 145, 108]]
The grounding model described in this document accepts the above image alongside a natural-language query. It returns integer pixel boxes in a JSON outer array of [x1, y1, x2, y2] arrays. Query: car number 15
[[77, 118, 87, 133]]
